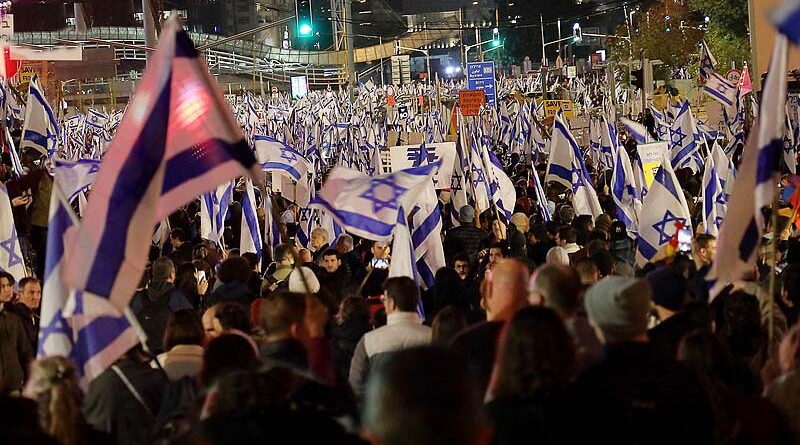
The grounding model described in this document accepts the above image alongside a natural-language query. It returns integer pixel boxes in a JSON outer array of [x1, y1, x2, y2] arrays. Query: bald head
[[486, 259, 529, 321], [529, 264, 582, 318]]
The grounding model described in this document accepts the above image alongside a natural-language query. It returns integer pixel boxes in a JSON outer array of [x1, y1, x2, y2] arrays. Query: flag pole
[[768, 198, 779, 352]]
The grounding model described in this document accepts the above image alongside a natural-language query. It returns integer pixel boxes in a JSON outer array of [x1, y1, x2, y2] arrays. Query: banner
[[637, 142, 669, 188], [390, 142, 456, 189]]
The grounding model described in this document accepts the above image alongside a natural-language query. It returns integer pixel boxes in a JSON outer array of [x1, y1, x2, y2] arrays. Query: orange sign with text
[[459, 90, 485, 116]]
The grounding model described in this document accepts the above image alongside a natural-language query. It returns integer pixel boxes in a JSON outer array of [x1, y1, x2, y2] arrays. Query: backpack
[[151, 376, 200, 445], [136, 292, 172, 353]]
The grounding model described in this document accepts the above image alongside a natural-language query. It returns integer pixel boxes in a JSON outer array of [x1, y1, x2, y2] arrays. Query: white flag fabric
[[0, 184, 27, 280], [53, 159, 101, 202], [254, 135, 314, 207], [707, 35, 788, 297], [703, 72, 738, 108], [611, 145, 641, 231], [200, 181, 234, 247], [701, 142, 726, 237], [669, 101, 700, 169], [21, 76, 59, 156], [309, 161, 440, 241], [240, 177, 263, 268], [636, 152, 692, 266]]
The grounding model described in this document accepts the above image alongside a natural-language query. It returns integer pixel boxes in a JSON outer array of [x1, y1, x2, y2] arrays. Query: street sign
[[543, 99, 575, 118], [725, 69, 742, 85], [466, 61, 497, 108], [290, 75, 308, 99], [458, 90, 485, 116]]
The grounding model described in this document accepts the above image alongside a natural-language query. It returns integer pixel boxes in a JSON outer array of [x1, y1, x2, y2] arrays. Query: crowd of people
[[2, 118, 800, 445]]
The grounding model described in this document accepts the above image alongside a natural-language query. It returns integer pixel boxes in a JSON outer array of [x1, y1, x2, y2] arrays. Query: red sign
[[459, 90, 485, 117]]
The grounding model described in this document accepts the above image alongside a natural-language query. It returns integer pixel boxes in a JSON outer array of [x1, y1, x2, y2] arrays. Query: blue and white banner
[[0, 184, 26, 281]]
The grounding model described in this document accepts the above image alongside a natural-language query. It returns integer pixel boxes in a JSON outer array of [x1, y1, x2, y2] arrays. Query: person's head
[[594, 214, 612, 233], [779, 324, 800, 375], [151, 257, 176, 286], [488, 241, 508, 266], [495, 306, 575, 398], [453, 254, 471, 280], [545, 246, 569, 266], [584, 277, 653, 344], [218, 256, 252, 284], [590, 250, 615, 277], [692, 234, 717, 266], [322, 249, 341, 273], [491, 220, 506, 240], [678, 330, 738, 387], [485, 259, 529, 321], [529, 264, 582, 317], [200, 333, 260, 386], [336, 234, 354, 254], [586, 239, 609, 258], [175, 262, 199, 292], [337, 296, 370, 326], [17, 277, 41, 311], [260, 292, 307, 341], [558, 206, 575, 225], [573, 258, 600, 285], [298, 248, 313, 264], [163, 309, 205, 351], [556, 226, 577, 246], [214, 302, 253, 334], [431, 306, 467, 346], [382, 277, 419, 314], [202, 305, 221, 339], [713, 290, 764, 358], [574, 214, 594, 232], [362, 347, 484, 445], [310, 228, 329, 251], [458, 205, 475, 224], [782, 264, 800, 308], [0, 271, 14, 302], [372, 240, 391, 260], [646, 266, 687, 315], [23, 357, 83, 445], [510, 213, 529, 233], [241, 252, 259, 271], [610, 220, 628, 242], [170, 227, 187, 249], [274, 243, 296, 267]]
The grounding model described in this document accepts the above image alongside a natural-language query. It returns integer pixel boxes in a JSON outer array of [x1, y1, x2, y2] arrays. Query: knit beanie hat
[[584, 276, 652, 341]]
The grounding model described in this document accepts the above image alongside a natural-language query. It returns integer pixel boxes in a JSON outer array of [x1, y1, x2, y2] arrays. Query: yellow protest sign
[[543, 99, 575, 118], [637, 142, 668, 188]]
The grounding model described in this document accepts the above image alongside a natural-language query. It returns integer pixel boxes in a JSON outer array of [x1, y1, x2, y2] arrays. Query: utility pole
[[142, 0, 157, 63], [540, 14, 546, 66], [74, 3, 88, 32], [344, 0, 356, 96]]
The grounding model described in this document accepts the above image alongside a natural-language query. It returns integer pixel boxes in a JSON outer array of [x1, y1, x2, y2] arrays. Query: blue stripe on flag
[[162, 138, 255, 194]]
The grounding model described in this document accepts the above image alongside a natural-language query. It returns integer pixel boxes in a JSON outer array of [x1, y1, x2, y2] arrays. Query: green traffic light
[[491, 38, 501, 48], [299, 22, 313, 36]]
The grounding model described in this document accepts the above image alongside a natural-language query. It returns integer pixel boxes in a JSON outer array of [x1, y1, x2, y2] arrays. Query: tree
[[687, 0, 751, 71]]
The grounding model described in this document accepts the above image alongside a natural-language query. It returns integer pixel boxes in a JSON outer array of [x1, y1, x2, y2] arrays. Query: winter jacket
[[0, 304, 33, 392]]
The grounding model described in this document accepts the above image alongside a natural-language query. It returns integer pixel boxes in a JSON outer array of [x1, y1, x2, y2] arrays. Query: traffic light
[[491, 27, 501, 47], [296, 0, 313, 37], [631, 69, 644, 89], [572, 23, 582, 43]]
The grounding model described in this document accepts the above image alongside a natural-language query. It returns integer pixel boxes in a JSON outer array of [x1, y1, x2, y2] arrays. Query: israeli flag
[[21, 75, 59, 157], [409, 182, 445, 290], [599, 115, 618, 171], [63, 19, 258, 313], [651, 107, 670, 141], [483, 148, 517, 224], [669, 101, 699, 169], [784, 105, 797, 174], [611, 145, 642, 231], [86, 109, 109, 131], [39, 182, 138, 388], [468, 133, 491, 213], [263, 191, 282, 253], [201, 181, 234, 247], [701, 142, 726, 237], [0, 184, 26, 280], [636, 152, 692, 266], [621, 117, 650, 144], [707, 35, 788, 297], [388, 207, 426, 320], [772, 0, 800, 45], [529, 167, 551, 222], [255, 135, 313, 206], [53, 159, 101, 202], [703, 72, 738, 107], [309, 161, 440, 241], [699, 40, 718, 79], [546, 111, 603, 218], [240, 178, 262, 269]]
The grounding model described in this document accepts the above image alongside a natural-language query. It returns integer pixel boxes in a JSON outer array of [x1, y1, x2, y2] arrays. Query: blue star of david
[[713, 216, 724, 229], [299, 208, 312, 222], [87, 163, 100, 174], [670, 128, 686, 147], [473, 168, 487, 185], [280, 148, 298, 163], [0, 232, 22, 269], [451, 173, 463, 191], [360, 177, 407, 213], [571, 165, 585, 193], [652, 210, 686, 245], [715, 192, 727, 206], [37, 311, 71, 357]]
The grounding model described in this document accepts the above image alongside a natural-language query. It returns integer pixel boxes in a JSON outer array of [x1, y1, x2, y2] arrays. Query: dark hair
[[218, 256, 251, 283], [495, 307, 575, 398], [363, 347, 481, 445], [694, 233, 716, 250], [782, 264, 800, 307], [241, 252, 259, 270], [18, 277, 40, 290], [259, 292, 306, 336], [432, 306, 467, 346], [713, 290, 764, 358], [557, 226, 577, 244], [588, 228, 608, 243], [163, 309, 204, 351], [170, 227, 187, 243], [453, 253, 470, 265], [151, 257, 175, 285], [678, 330, 738, 389], [489, 241, 510, 257], [531, 264, 582, 313], [322, 249, 340, 260], [574, 257, 599, 279], [201, 334, 260, 386], [383, 277, 419, 312], [0, 270, 14, 285], [591, 250, 615, 277], [215, 302, 253, 334], [586, 239, 609, 257], [574, 214, 594, 231], [339, 296, 370, 326], [274, 243, 295, 262], [175, 263, 199, 306]]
